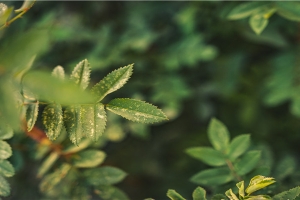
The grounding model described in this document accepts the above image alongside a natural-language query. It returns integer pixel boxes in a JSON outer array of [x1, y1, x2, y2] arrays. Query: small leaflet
[[64, 105, 83, 145], [26, 100, 39, 131], [42, 104, 63, 141], [70, 59, 91, 90], [52, 65, 65, 80]]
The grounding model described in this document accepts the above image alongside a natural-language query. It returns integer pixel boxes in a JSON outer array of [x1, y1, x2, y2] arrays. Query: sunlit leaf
[[273, 186, 300, 200], [0, 141, 12, 160], [208, 118, 230, 152], [192, 187, 207, 200], [227, 2, 270, 20], [190, 167, 233, 186], [225, 189, 239, 200], [64, 105, 83, 145], [70, 59, 91, 90], [91, 64, 133, 101], [228, 134, 250, 161], [37, 152, 59, 178], [0, 125, 13, 140], [26, 101, 39, 131], [0, 175, 10, 197], [43, 104, 63, 141], [72, 150, 106, 168], [245, 175, 276, 195], [0, 4, 13, 25], [0, 160, 14, 177], [167, 189, 186, 200], [95, 185, 130, 200], [186, 147, 226, 166], [107, 98, 168, 123], [236, 181, 245, 198], [234, 150, 261, 176], [52, 65, 65, 80]]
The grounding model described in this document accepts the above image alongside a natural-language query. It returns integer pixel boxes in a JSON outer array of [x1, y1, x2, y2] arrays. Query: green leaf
[[107, 98, 168, 123], [37, 152, 59, 178], [64, 105, 83, 145], [234, 150, 261, 176], [227, 2, 270, 20], [0, 175, 10, 197], [91, 64, 133, 102], [167, 189, 186, 200], [22, 71, 96, 104], [95, 185, 130, 200], [274, 155, 297, 180], [208, 118, 230, 152], [211, 194, 227, 200], [0, 141, 12, 160], [186, 147, 226, 166], [52, 65, 65, 80], [62, 139, 92, 154], [15, 0, 34, 12], [236, 181, 245, 198], [0, 4, 13, 25], [26, 101, 39, 131], [276, 2, 300, 22], [273, 186, 300, 200], [70, 59, 91, 90], [228, 134, 251, 161], [43, 104, 63, 141], [0, 160, 14, 177], [244, 195, 272, 200], [245, 175, 276, 195], [225, 189, 239, 200], [0, 125, 13, 140], [192, 187, 207, 200], [72, 150, 106, 168], [81, 104, 106, 141], [84, 166, 127, 186], [190, 167, 233, 186], [249, 13, 268, 35]]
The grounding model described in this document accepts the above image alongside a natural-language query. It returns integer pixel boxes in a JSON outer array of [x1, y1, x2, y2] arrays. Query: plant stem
[[226, 159, 242, 182]]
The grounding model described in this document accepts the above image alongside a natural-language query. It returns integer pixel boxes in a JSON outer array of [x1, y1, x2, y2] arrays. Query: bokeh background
[[3, 1, 300, 199]]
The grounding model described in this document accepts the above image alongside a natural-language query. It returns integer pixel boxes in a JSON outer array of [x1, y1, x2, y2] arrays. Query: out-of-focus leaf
[[273, 186, 300, 200], [37, 152, 59, 178], [274, 155, 297, 180], [107, 98, 168, 123], [26, 101, 39, 131], [245, 195, 272, 200], [81, 104, 106, 141], [0, 4, 13, 25], [84, 166, 127, 186], [95, 185, 130, 200], [234, 150, 261, 176], [228, 134, 250, 161], [276, 2, 300, 22], [190, 167, 233, 186], [186, 147, 226, 166], [0, 141, 12, 160], [0, 175, 10, 197], [245, 175, 275, 195], [0, 125, 13, 140], [15, 0, 34, 12], [192, 187, 207, 200], [167, 189, 186, 200], [70, 59, 90, 90], [91, 64, 133, 102], [0, 160, 14, 177], [227, 2, 270, 20], [72, 150, 106, 168], [208, 118, 230, 152], [64, 105, 83, 145], [42, 104, 63, 141], [211, 194, 227, 200], [51, 65, 65, 80], [249, 13, 268, 35], [62, 139, 92, 154]]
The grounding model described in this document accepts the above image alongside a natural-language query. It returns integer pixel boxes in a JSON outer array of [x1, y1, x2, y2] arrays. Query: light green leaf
[[84, 166, 127, 186], [70, 59, 91, 90], [245, 175, 276, 195], [228, 134, 250, 161], [52, 65, 65, 80], [81, 104, 106, 141], [72, 150, 106, 168], [0, 175, 10, 197], [227, 2, 270, 20], [249, 13, 268, 35], [26, 101, 39, 131], [236, 181, 245, 198], [22, 71, 96, 104], [273, 186, 300, 200], [64, 105, 83, 145], [234, 150, 261, 176], [91, 64, 133, 102], [15, 0, 34, 12], [192, 187, 207, 200], [0, 4, 13, 25], [186, 147, 226, 166], [225, 189, 239, 200], [167, 189, 186, 200], [107, 98, 168, 123], [0, 125, 13, 140], [0, 160, 14, 177], [276, 2, 300, 22], [37, 152, 59, 178], [43, 104, 63, 141], [95, 185, 130, 200], [0, 141, 12, 160], [208, 118, 230, 152], [190, 167, 233, 186]]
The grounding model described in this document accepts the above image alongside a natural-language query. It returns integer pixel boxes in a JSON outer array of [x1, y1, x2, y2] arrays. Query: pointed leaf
[[0, 141, 12, 159], [273, 186, 300, 200], [167, 190, 186, 200], [0, 125, 13, 140], [84, 166, 127, 186], [234, 150, 261, 176], [107, 98, 168, 123], [227, 2, 270, 20], [81, 104, 106, 141], [70, 59, 91, 90], [245, 175, 276, 195], [0, 160, 14, 177], [190, 167, 233, 186], [236, 181, 245, 198], [249, 13, 268, 35], [72, 150, 106, 168], [43, 104, 63, 141], [192, 187, 207, 200], [228, 134, 250, 161], [225, 189, 239, 200], [52, 65, 65, 80], [26, 101, 39, 131], [208, 118, 230, 152], [95, 185, 130, 200], [0, 4, 13, 25], [0, 175, 10, 197], [186, 147, 226, 166], [91, 64, 133, 101], [64, 105, 83, 145], [37, 152, 59, 178], [211, 194, 227, 200]]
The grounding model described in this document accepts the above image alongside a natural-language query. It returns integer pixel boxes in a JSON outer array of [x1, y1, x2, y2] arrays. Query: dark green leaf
[[0, 175, 10, 197], [37, 152, 59, 178], [43, 104, 63, 141], [84, 166, 127, 186], [51, 65, 65, 80], [228, 134, 250, 161], [211, 194, 227, 200], [95, 185, 130, 200], [167, 189, 186, 200], [208, 118, 230, 152], [234, 150, 261, 176], [192, 187, 207, 200], [70, 59, 91, 90], [107, 98, 168, 123], [273, 186, 300, 200], [91, 64, 133, 101], [62, 139, 92, 154], [244, 195, 272, 200], [0, 160, 14, 177], [0, 125, 13, 140], [276, 2, 300, 22], [186, 147, 226, 166], [64, 105, 83, 145], [0, 141, 12, 160], [81, 104, 106, 141], [274, 155, 297, 180], [190, 167, 233, 186], [227, 2, 270, 20], [26, 101, 39, 131], [72, 150, 106, 168]]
